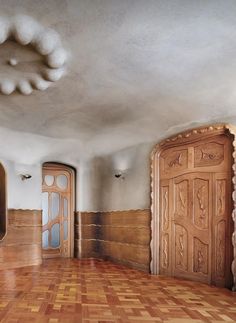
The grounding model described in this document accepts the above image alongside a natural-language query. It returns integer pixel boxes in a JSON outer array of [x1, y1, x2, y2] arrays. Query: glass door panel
[[42, 192, 49, 226], [42, 230, 49, 248]]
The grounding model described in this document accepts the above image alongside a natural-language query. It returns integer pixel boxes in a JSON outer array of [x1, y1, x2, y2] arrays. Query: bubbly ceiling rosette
[[0, 15, 68, 95]]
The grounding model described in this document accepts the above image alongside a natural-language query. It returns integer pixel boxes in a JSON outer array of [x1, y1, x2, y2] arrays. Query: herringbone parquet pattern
[[0, 259, 235, 322]]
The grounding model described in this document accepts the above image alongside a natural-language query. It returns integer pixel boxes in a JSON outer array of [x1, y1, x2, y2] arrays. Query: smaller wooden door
[[172, 173, 213, 284], [42, 164, 74, 258]]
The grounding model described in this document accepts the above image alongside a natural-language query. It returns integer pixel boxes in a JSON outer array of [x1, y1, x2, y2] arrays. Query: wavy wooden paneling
[[0, 226, 41, 246], [8, 209, 41, 226], [74, 212, 100, 259], [75, 209, 151, 272], [99, 226, 150, 245], [99, 210, 150, 227], [0, 209, 42, 269], [99, 209, 151, 272]]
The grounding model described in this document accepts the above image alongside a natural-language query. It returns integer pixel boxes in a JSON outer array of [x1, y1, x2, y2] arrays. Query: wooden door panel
[[172, 175, 190, 277], [193, 135, 232, 172], [212, 173, 233, 287], [215, 220, 226, 278], [194, 141, 224, 167], [173, 219, 210, 242], [173, 178, 189, 219], [174, 224, 188, 273], [159, 180, 171, 275], [42, 166, 73, 259], [160, 147, 189, 177], [193, 177, 210, 230], [172, 173, 212, 282], [157, 127, 233, 287], [193, 237, 209, 275]]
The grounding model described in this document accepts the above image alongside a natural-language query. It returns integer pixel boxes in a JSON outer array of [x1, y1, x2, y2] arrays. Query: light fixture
[[114, 171, 125, 180], [20, 174, 32, 181]]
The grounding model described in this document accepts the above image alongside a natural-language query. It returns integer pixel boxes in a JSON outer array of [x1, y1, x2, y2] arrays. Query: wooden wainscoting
[[0, 209, 42, 269], [99, 209, 151, 272], [74, 212, 100, 258], [75, 209, 151, 272]]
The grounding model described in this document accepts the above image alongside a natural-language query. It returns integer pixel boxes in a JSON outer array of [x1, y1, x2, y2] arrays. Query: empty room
[[0, 0, 236, 322]]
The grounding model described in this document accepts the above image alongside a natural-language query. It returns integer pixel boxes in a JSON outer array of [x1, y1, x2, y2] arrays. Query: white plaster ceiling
[[1, 0, 236, 164]]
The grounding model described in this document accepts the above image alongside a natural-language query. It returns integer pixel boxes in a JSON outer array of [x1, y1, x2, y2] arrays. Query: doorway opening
[[42, 162, 75, 259]]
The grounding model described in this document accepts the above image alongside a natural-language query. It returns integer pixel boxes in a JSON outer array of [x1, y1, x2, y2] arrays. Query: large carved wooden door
[[42, 163, 74, 259], [159, 132, 233, 287]]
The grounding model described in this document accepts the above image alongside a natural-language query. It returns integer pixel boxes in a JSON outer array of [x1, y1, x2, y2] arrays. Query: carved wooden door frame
[[42, 162, 75, 258], [150, 123, 236, 290]]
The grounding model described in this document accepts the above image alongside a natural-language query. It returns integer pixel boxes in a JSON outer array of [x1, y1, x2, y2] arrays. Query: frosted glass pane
[[51, 223, 60, 248], [51, 192, 59, 219], [42, 192, 48, 225], [56, 175, 68, 189], [63, 198, 68, 217], [42, 230, 49, 248], [63, 220, 68, 240], [45, 175, 54, 186]]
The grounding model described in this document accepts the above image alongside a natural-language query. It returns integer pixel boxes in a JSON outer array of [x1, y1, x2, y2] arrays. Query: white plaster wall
[[0, 155, 100, 212], [0, 159, 42, 210], [99, 143, 153, 211], [0, 144, 153, 213], [78, 158, 102, 212], [0, 156, 102, 212]]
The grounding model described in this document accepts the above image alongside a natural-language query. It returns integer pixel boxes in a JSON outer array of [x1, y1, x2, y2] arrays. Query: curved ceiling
[[0, 0, 236, 164]]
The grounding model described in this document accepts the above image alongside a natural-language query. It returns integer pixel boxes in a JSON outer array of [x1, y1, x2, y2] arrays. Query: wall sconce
[[20, 174, 32, 181], [114, 171, 125, 180]]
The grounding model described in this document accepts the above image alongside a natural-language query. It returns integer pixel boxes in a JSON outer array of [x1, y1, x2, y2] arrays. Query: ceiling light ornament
[[0, 15, 68, 95]]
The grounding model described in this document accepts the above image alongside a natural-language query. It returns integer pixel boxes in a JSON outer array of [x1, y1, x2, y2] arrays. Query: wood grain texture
[[8, 209, 41, 226], [75, 209, 151, 272], [74, 212, 100, 259], [151, 124, 234, 288], [42, 163, 75, 259], [99, 209, 151, 272], [0, 258, 236, 322], [75, 212, 99, 225], [99, 210, 150, 226], [99, 225, 150, 244], [0, 209, 42, 269]]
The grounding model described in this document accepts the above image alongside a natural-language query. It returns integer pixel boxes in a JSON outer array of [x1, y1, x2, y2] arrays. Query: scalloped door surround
[[42, 164, 74, 259], [159, 133, 233, 287]]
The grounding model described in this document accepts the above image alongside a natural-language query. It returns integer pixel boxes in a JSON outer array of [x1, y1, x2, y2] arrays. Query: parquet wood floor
[[0, 259, 235, 322]]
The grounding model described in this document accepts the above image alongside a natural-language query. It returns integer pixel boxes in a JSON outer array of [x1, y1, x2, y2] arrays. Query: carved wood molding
[[225, 124, 236, 290], [151, 124, 226, 156], [150, 123, 236, 290]]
